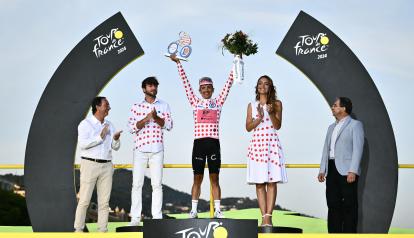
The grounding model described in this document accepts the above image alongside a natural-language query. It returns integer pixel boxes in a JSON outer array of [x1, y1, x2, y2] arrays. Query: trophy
[[165, 31, 192, 61], [221, 31, 258, 84]]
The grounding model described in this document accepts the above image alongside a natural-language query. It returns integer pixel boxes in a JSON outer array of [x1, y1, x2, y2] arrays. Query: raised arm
[[217, 68, 234, 106], [170, 55, 198, 107]]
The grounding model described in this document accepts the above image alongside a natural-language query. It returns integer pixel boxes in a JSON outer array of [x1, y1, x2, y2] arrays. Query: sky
[[0, 0, 413, 229]]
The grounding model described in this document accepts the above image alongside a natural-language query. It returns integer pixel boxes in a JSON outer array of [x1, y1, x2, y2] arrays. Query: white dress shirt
[[128, 98, 173, 153], [329, 116, 349, 158], [78, 115, 120, 161]]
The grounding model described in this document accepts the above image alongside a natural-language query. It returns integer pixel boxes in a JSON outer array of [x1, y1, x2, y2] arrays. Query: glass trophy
[[165, 31, 192, 61]]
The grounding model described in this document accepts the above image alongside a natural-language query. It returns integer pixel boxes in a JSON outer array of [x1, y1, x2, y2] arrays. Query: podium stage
[[116, 219, 302, 237]]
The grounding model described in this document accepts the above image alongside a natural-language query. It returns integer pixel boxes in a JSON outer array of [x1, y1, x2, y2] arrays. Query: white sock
[[214, 200, 221, 211], [191, 200, 198, 212]]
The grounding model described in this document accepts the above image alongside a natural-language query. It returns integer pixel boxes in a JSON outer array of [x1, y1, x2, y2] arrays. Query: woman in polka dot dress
[[245, 75, 287, 226]]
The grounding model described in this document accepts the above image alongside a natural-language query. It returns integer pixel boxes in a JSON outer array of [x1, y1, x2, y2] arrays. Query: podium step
[[258, 226, 302, 233], [115, 225, 143, 232], [116, 218, 302, 237]]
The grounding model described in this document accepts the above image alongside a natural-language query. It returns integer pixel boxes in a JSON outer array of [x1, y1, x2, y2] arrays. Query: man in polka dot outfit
[[127, 77, 173, 226], [170, 55, 234, 219]]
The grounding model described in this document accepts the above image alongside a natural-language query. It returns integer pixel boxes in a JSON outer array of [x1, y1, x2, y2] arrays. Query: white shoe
[[214, 210, 225, 218], [189, 210, 198, 218], [129, 218, 140, 226]]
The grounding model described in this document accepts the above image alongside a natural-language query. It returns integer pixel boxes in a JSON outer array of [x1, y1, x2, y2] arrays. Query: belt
[[81, 157, 111, 163], [329, 157, 335, 160]]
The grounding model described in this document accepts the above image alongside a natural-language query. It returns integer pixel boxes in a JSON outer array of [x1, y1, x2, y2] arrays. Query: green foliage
[[1, 208, 414, 233], [0, 189, 30, 226], [221, 31, 258, 56]]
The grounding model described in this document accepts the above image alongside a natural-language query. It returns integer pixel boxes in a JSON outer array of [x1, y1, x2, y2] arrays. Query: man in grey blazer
[[317, 97, 364, 233]]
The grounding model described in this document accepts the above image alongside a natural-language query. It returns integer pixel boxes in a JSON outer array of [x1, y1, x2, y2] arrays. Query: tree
[[0, 189, 31, 225]]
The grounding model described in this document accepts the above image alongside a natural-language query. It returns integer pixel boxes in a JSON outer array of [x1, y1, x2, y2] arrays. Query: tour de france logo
[[174, 222, 228, 238], [294, 32, 330, 60], [93, 28, 126, 58]]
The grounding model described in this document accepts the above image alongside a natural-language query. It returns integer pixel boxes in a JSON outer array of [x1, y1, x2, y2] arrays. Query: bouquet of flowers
[[221, 31, 258, 56], [221, 31, 258, 84]]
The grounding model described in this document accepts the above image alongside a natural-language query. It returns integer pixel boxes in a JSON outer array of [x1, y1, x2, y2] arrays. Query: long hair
[[255, 75, 277, 104]]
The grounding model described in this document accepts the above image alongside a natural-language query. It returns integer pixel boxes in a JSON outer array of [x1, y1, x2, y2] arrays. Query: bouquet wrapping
[[221, 31, 258, 84]]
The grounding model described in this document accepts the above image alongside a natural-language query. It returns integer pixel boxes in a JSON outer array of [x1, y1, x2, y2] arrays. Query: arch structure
[[24, 12, 144, 231], [276, 11, 398, 233]]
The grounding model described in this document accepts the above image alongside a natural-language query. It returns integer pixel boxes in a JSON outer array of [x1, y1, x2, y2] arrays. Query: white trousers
[[130, 150, 164, 219], [74, 159, 113, 232]]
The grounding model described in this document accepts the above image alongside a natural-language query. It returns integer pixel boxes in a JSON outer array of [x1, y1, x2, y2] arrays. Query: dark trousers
[[326, 160, 358, 233]]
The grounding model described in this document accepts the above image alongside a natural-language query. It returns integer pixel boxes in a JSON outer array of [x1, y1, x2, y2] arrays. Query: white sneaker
[[128, 218, 140, 226], [189, 210, 198, 218], [214, 210, 225, 218]]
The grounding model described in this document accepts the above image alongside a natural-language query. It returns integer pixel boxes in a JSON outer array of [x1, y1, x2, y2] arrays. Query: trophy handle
[[164, 54, 188, 62]]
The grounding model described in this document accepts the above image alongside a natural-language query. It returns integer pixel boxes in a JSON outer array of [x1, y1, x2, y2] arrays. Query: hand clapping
[[266, 103, 274, 114], [146, 108, 158, 121], [257, 104, 264, 119], [100, 124, 109, 139], [113, 130, 123, 141]]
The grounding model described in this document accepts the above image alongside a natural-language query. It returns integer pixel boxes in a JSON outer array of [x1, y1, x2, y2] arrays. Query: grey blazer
[[319, 116, 365, 176]]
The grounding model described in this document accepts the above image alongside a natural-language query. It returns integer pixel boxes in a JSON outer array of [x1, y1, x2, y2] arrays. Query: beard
[[144, 90, 157, 98]]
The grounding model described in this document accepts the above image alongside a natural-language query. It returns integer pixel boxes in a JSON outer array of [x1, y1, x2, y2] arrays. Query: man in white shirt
[[127, 77, 173, 226], [74, 96, 122, 232]]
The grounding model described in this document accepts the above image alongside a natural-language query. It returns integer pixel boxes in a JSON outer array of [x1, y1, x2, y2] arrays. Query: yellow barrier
[[1, 163, 413, 219]]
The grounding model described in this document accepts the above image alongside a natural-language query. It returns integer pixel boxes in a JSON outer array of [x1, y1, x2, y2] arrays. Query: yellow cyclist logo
[[213, 226, 228, 238], [320, 35, 329, 45], [115, 30, 123, 39]]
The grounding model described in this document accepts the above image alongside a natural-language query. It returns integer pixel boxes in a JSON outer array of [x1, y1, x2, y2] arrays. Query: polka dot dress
[[247, 101, 288, 184]]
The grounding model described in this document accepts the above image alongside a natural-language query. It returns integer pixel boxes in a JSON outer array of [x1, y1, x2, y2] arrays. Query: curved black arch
[[276, 11, 398, 233], [24, 12, 144, 231]]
